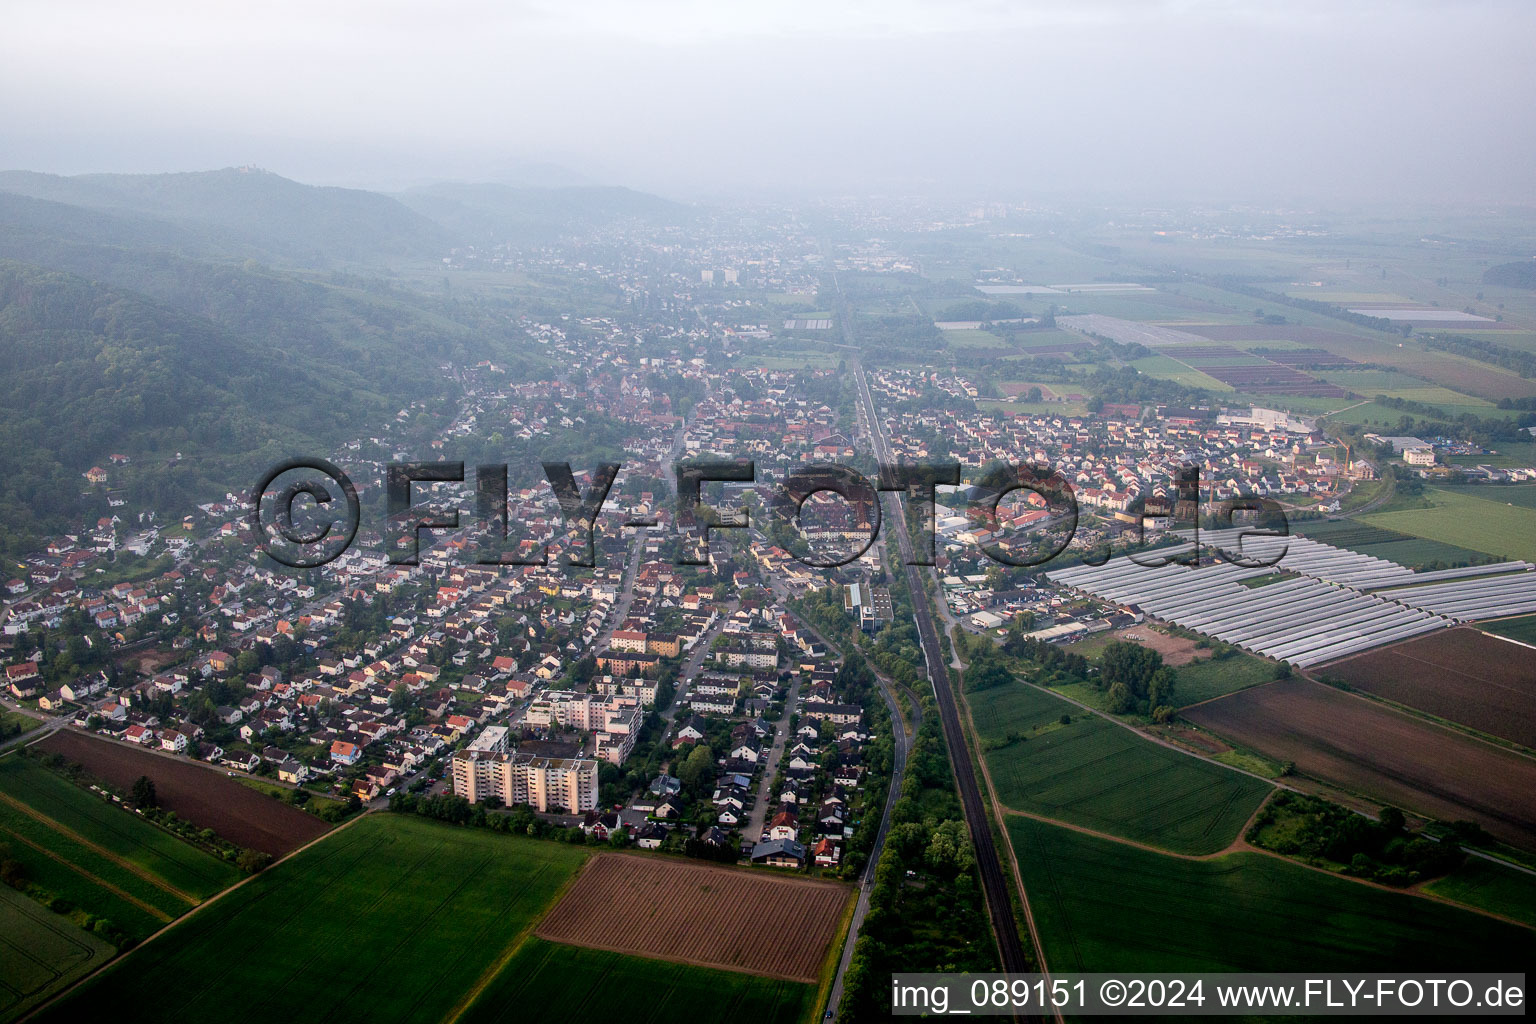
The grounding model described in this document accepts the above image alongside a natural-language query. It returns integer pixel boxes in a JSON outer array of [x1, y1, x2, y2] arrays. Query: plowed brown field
[[1322, 627, 1536, 749], [1183, 678, 1536, 849], [36, 730, 330, 856], [534, 853, 850, 982]]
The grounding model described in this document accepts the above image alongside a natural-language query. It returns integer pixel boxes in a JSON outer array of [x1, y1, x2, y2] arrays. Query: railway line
[[833, 277, 1036, 982]]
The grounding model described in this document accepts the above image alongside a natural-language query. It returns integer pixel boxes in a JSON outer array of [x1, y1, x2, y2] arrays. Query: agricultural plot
[[1438, 484, 1536, 510], [965, 683, 1270, 854], [1010, 816, 1536, 973], [0, 755, 240, 942], [1294, 518, 1496, 569], [1314, 366, 1481, 399], [1129, 355, 1231, 390], [1188, 326, 1536, 402], [1170, 652, 1277, 707], [1445, 440, 1536, 468], [535, 853, 849, 983], [1321, 628, 1536, 749], [459, 939, 815, 1024], [39, 814, 589, 1024], [1424, 859, 1536, 929], [941, 328, 1005, 349], [1362, 488, 1536, 564], [1183, 679, 1536, 849], [1482, 613, 1536, 645], [35, 731, 329, 857], [0, 885, 115, 1023]]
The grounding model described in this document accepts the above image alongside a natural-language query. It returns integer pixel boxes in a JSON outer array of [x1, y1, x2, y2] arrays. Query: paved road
[[837, 278, 1034, 983], [742, 675, 800, 842], [786, 599, 917, 1022]]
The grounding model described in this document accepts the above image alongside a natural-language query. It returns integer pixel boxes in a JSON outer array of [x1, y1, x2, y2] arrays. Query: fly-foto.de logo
[[249, 458, 1289, 571]]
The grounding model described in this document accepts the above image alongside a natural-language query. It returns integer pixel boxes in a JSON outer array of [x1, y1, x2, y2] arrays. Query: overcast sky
[[3, 0, 1533, 203]]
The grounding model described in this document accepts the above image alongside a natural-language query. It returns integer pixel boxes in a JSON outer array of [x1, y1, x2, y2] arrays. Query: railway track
[[833, 277, 1036, 987]]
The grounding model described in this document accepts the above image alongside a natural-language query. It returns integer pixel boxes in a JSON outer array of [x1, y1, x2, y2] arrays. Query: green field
[[40, 814, 590, 1024], [1170, 652, 1277, 707], [1423, 858, 1536, 929], [941, 328, 1005, 349], [1294, 517, 1497, 568], [460, 938, 815, 1024], [1129, 355, 1232, 391], [1446, 440, 1536, 468], [0, 885, 115, 1023], [0, 755, 240, 941], [966, 683, 1270, 854], [1362, 487, 1536, 563], [0, 711, 42, 741], [1437, 483, 1536, 510], [1480, 614, 1536, 645], [1010, 816, 1536, 972]]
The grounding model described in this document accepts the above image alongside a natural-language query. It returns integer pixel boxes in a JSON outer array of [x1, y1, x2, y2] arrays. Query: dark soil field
[[35, 731, 330, 856], [1321, 628, 1536, 749], [1183, 679, 1536, 849], [535, 852, 850, 982]]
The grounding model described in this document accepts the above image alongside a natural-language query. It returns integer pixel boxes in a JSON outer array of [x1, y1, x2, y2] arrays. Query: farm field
[[1294, 517, 1498, 569], [1129, 354, 1231, 390], [1445, 440, 1536, 469], [1010, 816, 1536, 972], [1481, 613, 1536, 645], [1321, 628, 1536, 749], [35, 731, 329, 857], [0, 885, 115, 1023], [965, 682, 1270, 854], [0, 710, 41, 740], [1437, 484, 1536, 509], [1171, 651, 1277, 707], [459, 939, 815, 1024], [941, 328, 1005, 349], [534, 852, 850, 982], [1183, 679, 1536, 849], [0, 756, 239, 898], [0, 754, 241, 941], [1362, 487, 1536, 563], [38, 814, 589, 1024], [1423, 858, 1536, 929]]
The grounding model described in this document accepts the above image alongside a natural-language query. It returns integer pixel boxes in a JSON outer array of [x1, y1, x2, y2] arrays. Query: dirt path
[[0, 824, 172, 923], [0, 790, 198, 904]]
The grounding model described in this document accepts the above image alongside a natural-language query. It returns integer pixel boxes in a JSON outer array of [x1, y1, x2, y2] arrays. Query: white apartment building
[[451, 749, 598, 813]]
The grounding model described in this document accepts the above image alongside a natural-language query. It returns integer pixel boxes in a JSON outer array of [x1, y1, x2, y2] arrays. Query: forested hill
[[0, 257, 542, 553], [0, 168, 453, 263]]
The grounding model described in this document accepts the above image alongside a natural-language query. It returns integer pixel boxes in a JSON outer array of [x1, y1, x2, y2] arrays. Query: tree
[[236, 849, 272, 873], [1106, 681, 1135, 714], [678, 743, 714, 795], [389, 682, 411, 713], [129, 775, 157, 809]]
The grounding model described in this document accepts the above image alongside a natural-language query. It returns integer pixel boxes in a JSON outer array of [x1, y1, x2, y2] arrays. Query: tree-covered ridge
[[0, 257, 525, 549]]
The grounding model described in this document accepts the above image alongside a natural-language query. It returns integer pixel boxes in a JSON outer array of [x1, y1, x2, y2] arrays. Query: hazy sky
[[4, 0, 1534, 202]]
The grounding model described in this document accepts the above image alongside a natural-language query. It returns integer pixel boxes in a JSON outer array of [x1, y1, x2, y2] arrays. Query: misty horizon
[[4, 0, 1535, 205]]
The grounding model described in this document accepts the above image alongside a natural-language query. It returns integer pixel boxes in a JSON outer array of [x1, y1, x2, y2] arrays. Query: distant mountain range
[[0, 167, 689, 263]]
